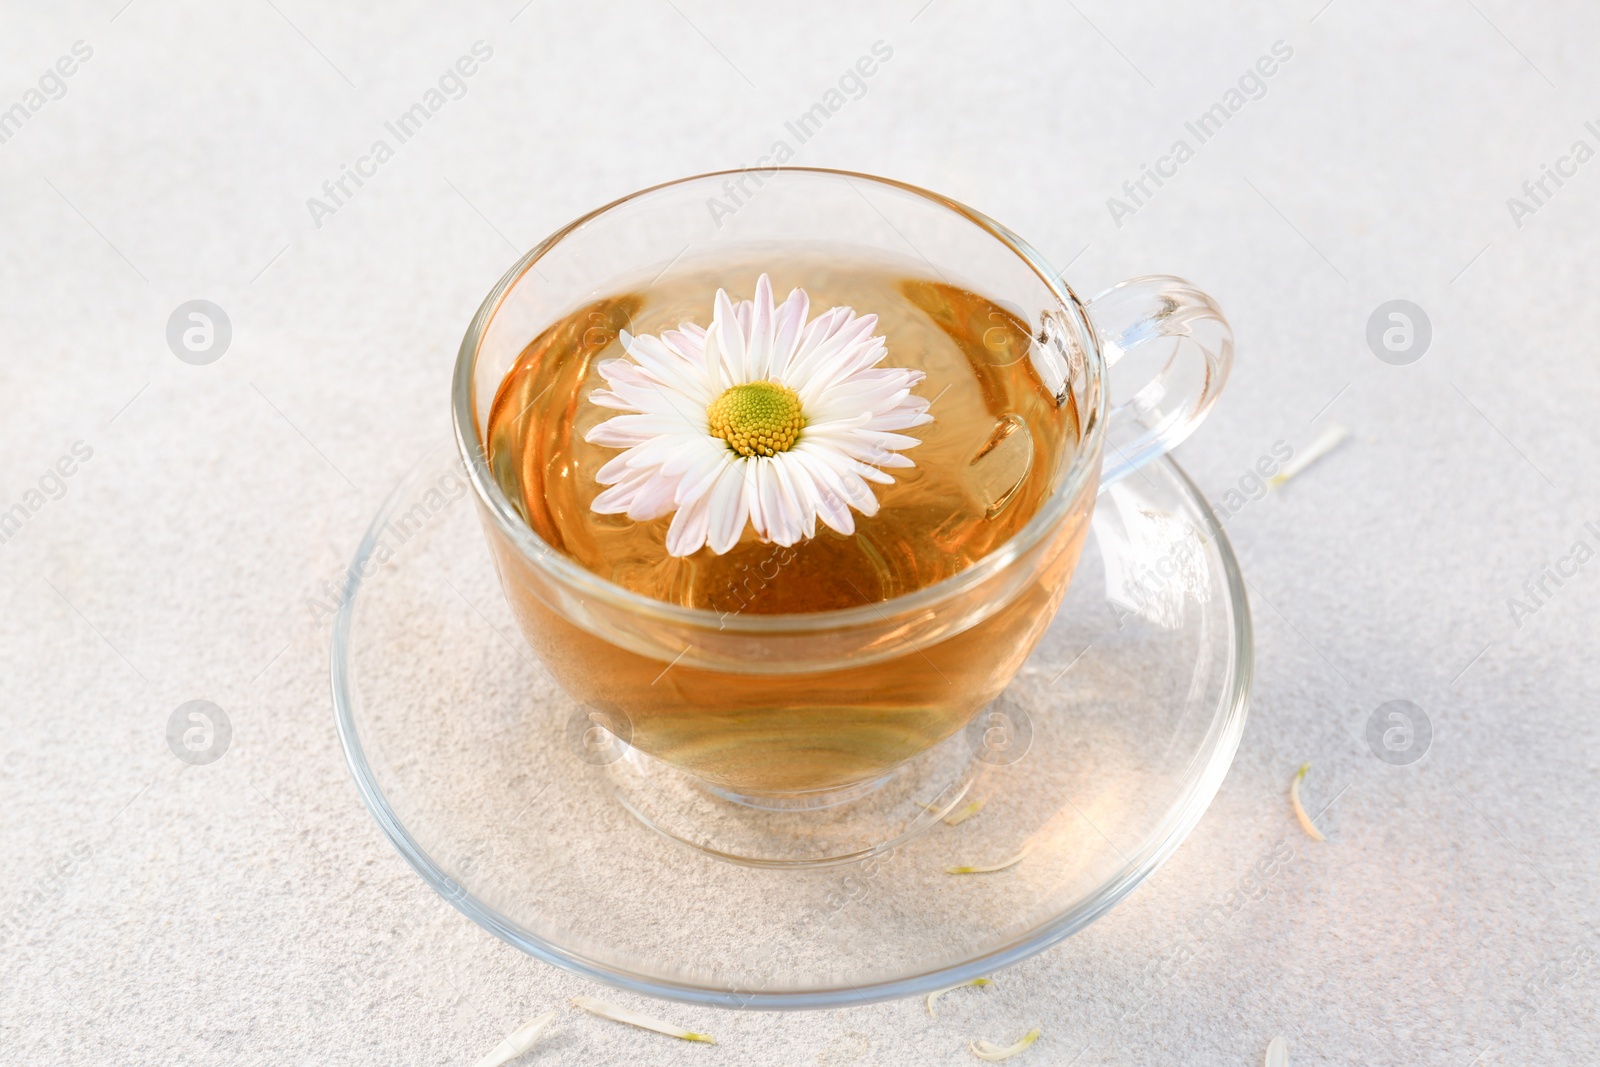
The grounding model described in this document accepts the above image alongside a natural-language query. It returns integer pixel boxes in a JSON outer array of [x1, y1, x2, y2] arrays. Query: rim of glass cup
[[451, 167, 1108, 635]]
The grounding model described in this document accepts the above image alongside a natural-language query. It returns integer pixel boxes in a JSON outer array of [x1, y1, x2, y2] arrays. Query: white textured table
[[4, 2, 1597, 1064]]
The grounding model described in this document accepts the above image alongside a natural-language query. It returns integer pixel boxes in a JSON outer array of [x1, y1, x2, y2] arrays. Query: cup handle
[[1084, 275, 1233, 486]]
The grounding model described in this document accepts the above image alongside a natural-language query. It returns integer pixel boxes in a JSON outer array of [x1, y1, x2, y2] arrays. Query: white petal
[[807, 376, 908, 411], [676, 447, 734, 506], [747, 458, 770, 538], [656, 433, 725, 477], [596, 451, 636, 485], [865, 402, 934, 431], [756, 457, 804, 545], [570, 996, 714, 1044], [585, 414, 689, 448], [596, 359, 715, 417], [620, 434, 704, 474], [768, 287, 809, 380], [795, 336, 890, 407], [796, 442, 881, 515], [595, 357, 640, 384], [623, 332, 687, 369], [792, 306, 849, 359], [861, 468, 895, 487], [713, 289, 747, 384], [661, 326, 705, 361], [706, 462, 751, 554], [804, 422, 919, 449], [596, 379, 704, 421], [472, 1010, 557, 1067], [747, 274, 776, 379], [787, 450, 855, 536], [701, 325, 730, 392], [782, 309, 851, 386], [797, 413, 870, 440], [805, 376, 916, 422], [586, 389, 635, 411], [665, 490, 713, 556], [804, 423, 923, 467], [835, 365, 915, 386], [839, 470, 882, 514], [805, 389, 902, 424], [969, 1028, 1040, 1061], [785, 313, 878, 395], [590, 464, 656, 513], [743, 461, 767, 539], [768, 455, 815, 541], [624, 469, 683, 521], [624, 334, 716, 405]]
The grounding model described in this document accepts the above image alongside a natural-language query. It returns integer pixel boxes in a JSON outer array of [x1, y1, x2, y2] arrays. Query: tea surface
[[487, 252, 1078, 615]]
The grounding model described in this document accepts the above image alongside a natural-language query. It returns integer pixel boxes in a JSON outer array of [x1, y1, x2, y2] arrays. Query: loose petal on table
[[1291, 763, 1326, 842], [471, 1010, 556, 1067], [947, 841, 1034, 875], [926, 977, 991, 1017], [1270, 423, 1349, 487], [572, 995, 715, 1043], [970, 1027, 1041, 1061]]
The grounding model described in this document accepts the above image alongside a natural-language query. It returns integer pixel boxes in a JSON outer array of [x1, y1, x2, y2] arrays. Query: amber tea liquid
[[484, 251, 1089, 793]]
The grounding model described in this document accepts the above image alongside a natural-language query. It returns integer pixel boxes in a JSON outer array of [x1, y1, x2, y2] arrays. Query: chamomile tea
[[483, 250, 1089, 792]]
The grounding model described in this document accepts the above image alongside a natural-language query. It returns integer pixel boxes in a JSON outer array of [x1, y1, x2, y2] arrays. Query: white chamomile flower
[[584, 273, 933, 557]]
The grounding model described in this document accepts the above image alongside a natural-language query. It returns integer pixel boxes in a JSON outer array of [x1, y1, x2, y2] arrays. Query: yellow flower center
[[707, 381, 806, 458]]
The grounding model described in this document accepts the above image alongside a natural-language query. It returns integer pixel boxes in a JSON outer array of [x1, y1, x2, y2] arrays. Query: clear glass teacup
[[453, 169, 1231, 799]]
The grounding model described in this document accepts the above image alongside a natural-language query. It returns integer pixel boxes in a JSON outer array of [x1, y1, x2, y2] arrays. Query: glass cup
[[453, 168, 1231, 800]]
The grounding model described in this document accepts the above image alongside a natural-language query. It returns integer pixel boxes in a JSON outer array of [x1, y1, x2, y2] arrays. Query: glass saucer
[[332, 444, 1252, 1009]]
